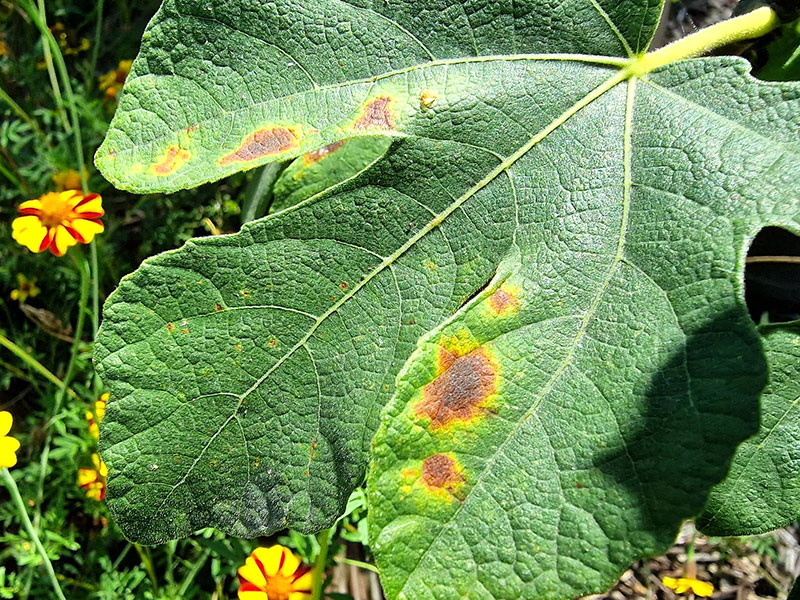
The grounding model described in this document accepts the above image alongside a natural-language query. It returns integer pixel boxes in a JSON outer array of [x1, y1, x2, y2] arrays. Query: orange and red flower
[[78, 453, 107, 501], [237, 545, 314, 600], [86, 392, 109, 440], [12, 190, 104, 256]]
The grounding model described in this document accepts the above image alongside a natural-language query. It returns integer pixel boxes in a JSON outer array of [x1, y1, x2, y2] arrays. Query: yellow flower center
[[38, 192, 73, 227], [264, 573, 294, 600]]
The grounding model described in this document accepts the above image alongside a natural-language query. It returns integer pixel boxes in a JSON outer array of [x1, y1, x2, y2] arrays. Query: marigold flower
[[12, 190, 104, 256], [237, 545, 314, 600], [663, 576, 714, 597], [86, 392, 108, 440], [10, 273, 41, 303], [77, 453, 108, 501], [0, 411, 21, 469], [99, 59, 132, 101]]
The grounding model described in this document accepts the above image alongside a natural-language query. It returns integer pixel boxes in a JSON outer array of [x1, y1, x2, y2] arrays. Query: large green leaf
[[698, 324, 800, 536], [94, 1, 800, 595]]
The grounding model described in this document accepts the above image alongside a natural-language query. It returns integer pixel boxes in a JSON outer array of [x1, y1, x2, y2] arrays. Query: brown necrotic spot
[[219, 127, 299, 166], [152, 146, 190, 175], [304, 140, 345, 165], [354, 97, 395, 130], [488, 288, 519, 316], [416, 347, 497, 428], [421, 454, 464, 499]]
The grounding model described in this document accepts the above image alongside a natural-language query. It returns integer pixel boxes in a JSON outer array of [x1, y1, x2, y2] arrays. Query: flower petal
[[238, 591, 267, 600], [292, 570, 313, 590], [0, 436, 19, 469], [280, 548, 301, 578], [78, 468, 97, 486], [238, 557, 267, 589], [0, 411, 12, 436], [18, 199, 43, 212], [12, 216, 48, 253], [73, 193, 104, 216], [51, 224, 78, 256], [289, 592, 313, 600], [69, 218, 104, 243], [254, 545, 285, 578]]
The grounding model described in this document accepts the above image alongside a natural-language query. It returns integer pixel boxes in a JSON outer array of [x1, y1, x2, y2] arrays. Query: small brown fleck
[[215, 303, 224, 312], [304, 140, 345, 165], [268, 337, 278, 348], [152, 146, 190, 175], [339, 281, 348, 291], [416, 347, 497, 428], [422, 453, 463, 494], [241, 290, 251, 297], [166, 323, 175, 332], [234, 343, 243, 352], [181, 328, 189, 334], [219, 127, 299, 166], [354, 96, 395, 130], [330, 296, 337, 303]]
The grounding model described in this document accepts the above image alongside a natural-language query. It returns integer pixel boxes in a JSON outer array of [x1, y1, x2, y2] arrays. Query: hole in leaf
[[745, 227, 800, 324]]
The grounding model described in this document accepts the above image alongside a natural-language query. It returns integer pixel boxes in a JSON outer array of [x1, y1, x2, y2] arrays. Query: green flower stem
[[134, 543, 160, 595], [177, 547, 212, 597], [311, 528, 331, 600], [22, 0, 101, 369], [88, 0, 105, 85], [34, 0, 70, 133], [340, 558, 379, 573], [34, 255, 90, 530], [1, 468, 67, 600], [0, 331, 79, 400]]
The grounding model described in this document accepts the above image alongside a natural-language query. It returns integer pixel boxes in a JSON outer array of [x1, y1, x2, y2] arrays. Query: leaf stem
[[135, 543, 160, 595], [340, 557, 379, 573], [746, 255, 800, 265], [1, 468, 67, 600], [626, 6, 780, 77], [311, 528, 331, 600]]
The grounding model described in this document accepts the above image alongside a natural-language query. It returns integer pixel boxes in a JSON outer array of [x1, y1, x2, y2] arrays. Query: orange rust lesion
[[487, 283, 521, 317], [152, 146, 190, 175], [219, 126, 300, 166], [421, 453, 464, 500], [415, 341, 498, 430], [303, 140, 345, 165], [354, 96, 395, 131]]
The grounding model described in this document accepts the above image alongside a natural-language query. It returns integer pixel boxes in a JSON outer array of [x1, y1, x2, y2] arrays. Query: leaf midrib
[[396, 75, 637, 594], [147, 67, 629, 516]]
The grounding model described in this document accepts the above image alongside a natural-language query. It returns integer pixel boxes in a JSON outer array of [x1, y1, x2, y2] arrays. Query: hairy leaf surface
[[698, 325, 800, 536], [94, 1, 800, 596]]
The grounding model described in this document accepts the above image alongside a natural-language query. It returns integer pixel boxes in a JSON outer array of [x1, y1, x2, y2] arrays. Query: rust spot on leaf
[[268, 337, 278, 348], [422, 453, 464, 498], [152, 146, 190, 175], [420, 89, 438, 109], [215, 303, 224, 312], [416, 346, 497, 429], [219, 127, 299, 166], [488, 284, 520, 316], [166, 323, 175, 332], [304, 140, 345, 165], [354, 97, 395, 130]]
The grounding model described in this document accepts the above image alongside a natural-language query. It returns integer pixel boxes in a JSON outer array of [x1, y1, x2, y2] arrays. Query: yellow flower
[[663, 576, 714, 597], [237, 545, 314, 600], [51, 168, 87, 191], [99, 59, 133, 101], [12, 190, 104, 257], [77, 453, 108, 501], [50, 23, 90, 56], [0, 411, 21, 469], [10, 273, 41, 303], [86, 392, 109, 440], [0, 40, 8, 57]]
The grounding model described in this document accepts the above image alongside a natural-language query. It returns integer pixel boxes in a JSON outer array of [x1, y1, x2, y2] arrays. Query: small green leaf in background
[[755, 17, 800, 81]]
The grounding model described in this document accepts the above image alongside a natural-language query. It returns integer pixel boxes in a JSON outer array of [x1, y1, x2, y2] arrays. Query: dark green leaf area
[[699, 325, 800, 536]]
